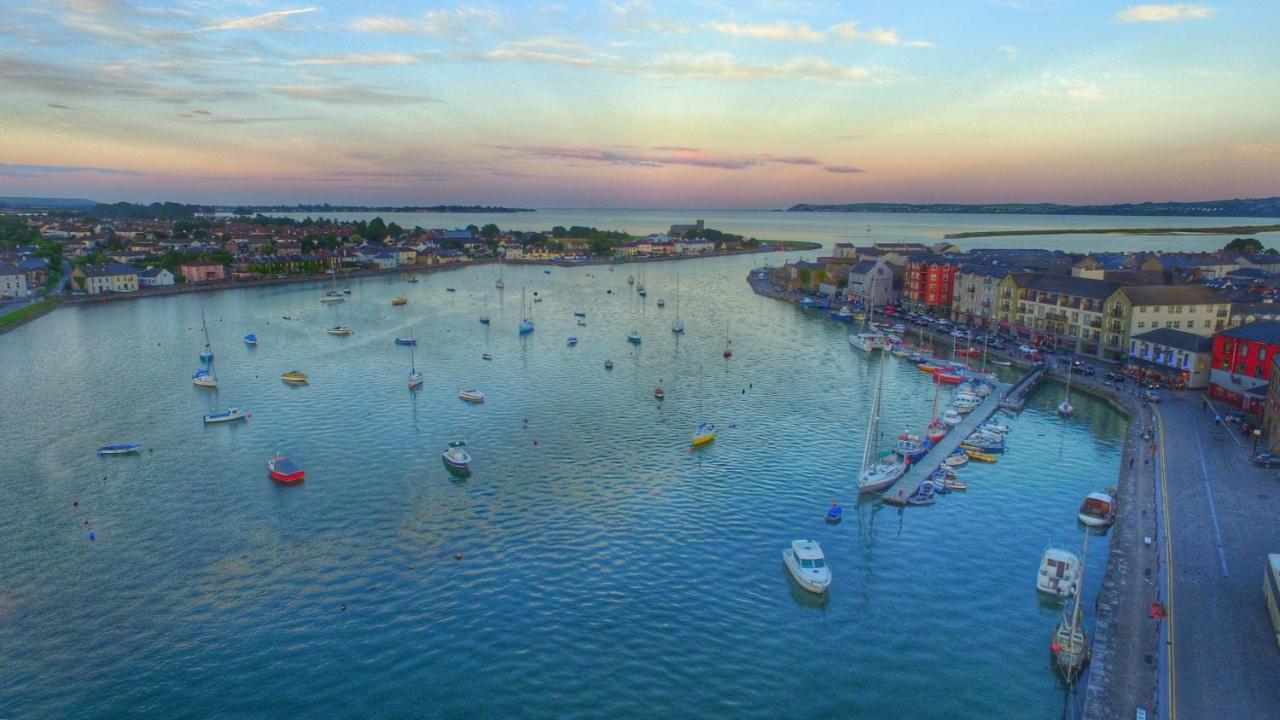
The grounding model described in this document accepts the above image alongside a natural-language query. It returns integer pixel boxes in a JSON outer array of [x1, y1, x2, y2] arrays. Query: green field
[[0, 298, 57, 331]]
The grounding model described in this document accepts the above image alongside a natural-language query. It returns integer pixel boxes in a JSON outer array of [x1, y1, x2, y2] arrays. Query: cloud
[[0, 55, 256, 103], [830, 22, 933, 47], [269, 85, 440, 104], [46, 102, 74, 109], [605, 0, 687, 34], [1040, 76, 1105, 101], [1115, 4, 1213, 22], [997, 45, 1018, 60], [190, 7, 316, 33], [350, 4, 504, 36], [288, 53, 421, 66], [177, 110, 318, 124], [824, 165, 865, 174], [1235, 142, 1280, 157], [0, 162, 141, 177], [638, 52, 891, 84], [709, 21, 823, 42], [493, 145, 828, 171]]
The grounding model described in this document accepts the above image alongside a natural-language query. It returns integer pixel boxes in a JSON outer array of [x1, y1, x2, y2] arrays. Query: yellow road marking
[[1156, 407, 1177, 720]]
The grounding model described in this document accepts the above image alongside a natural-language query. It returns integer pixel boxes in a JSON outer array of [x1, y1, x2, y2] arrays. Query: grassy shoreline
[[944, 224, 1280, 239], [0, 298, 58, 333]]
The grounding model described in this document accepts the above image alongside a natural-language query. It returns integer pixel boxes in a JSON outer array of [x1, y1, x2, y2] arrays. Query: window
[[1205, 320, 1213, 329], [1237, 361, 1247, 375], [1173, 321, 1181, 329], [1260, 347, 1268, 361], [1188, 305, 1197, 313], [1137, 321, 1146, 329], [1139, 306, 1147, 313], [1256, 367, 1266, 379], [1153, 306, 1162, 313], [1166, 321, 1174, 328]]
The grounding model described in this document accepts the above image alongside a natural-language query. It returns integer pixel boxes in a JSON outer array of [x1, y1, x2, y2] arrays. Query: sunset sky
[[1, 1, 1277, 207]]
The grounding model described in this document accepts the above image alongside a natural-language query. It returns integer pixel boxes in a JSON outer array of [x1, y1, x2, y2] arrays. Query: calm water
[[278, 208, 1280, 254], [0, 254, 1124, 718]]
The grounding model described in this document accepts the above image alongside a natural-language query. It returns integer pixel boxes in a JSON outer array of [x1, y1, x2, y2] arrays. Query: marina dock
[[877, 381, 1012, 500]]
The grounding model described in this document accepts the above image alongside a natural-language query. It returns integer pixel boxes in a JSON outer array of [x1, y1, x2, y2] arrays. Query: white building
[[0, 262, 30, 298], [138, 267, 175, 287]]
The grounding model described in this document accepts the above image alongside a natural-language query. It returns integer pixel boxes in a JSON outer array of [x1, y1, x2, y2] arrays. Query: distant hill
[[786, 197, 1280, 218], [226, 204, 536, 214], [0, 196, 97, 210]]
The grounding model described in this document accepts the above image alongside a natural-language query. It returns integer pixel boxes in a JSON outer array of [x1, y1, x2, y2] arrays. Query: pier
[[999, 362, 1046, 411]]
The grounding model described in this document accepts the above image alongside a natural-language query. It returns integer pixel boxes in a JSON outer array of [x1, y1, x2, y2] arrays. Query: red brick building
[[904, 255, 958, 313], [1208, 321, 1280, 417]]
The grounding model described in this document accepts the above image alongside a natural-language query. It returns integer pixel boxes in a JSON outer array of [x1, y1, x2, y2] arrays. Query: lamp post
[[1253, 428, 1262, 456]]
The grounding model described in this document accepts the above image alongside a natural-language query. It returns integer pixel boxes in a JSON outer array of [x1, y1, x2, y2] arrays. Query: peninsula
[[787, 196, 1280, 218], [944, 224, 1280, 240]]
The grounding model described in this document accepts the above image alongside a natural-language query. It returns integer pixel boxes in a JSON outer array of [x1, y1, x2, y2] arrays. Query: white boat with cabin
[[783, 539, 831, 594], [1037, 548, 1081, 598]]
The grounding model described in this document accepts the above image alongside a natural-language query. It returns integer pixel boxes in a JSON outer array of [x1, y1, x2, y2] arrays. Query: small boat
[[342, 288, 351, 294], [943, 452, 969, 467], [893, 433, 929, 463], [267, 453, 305, 484], [654, 387, 665, 400], [408, 344, 423, 390], [960, 442, 1004, 455], [964, 450, 998, 463], [327, 325, 352, 336], [930, 464, 957, 479], [952, 394, 981, 413], [637, 288, 647, 298], [935, 477, 968, 492], [1037, 548, 1080, 597], [825, 503, 843, 524], [280, 370, 309, 385], [627, 332, 641, 344], [783, 540, 831, 594], [392, 296, 407, 306], [574, 310, 586, 318], [992, 359, 1013, 367], [494, 279, 503, 289], [926, 420, 947, 444], [723, 348, 732, 358], [533, 296, 543, 303], [458, 389, 486, 403], [543, 269, 551, 274], [604, 360, 613, 370], [934, 370, 964, 384], [243, 334, 258, 346], [519, 287, 535, 334], [519, 320, 534, 334], [656, 298, 665, 307], [320, 290, 344, 304], [691, 420, 716, 447], [972, 383, 993, 398], [567, 336, 578, 346], [203, 407, 247, 424], [482, 353, 493, 361], [577, 318, 587, 326], [627, 275, 635, 285], [1058, 400, 1075, 416], [480, 315, 490, 324], [979, 421, 1011, 435], [394, 337, 418, 346], [192, 368, 217, 388], [446, 287, 456, 292], [906, 481, 936, 506], [917, 363, 939, 373], [1078, 491, 1116, 526], [407, 276, 419, 283], [941, 409, 963, 426], [98, 443, 140, 456], [442, 440, 471, 472]]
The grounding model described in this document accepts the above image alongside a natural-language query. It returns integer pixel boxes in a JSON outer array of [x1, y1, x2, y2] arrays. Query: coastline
[[944, 224, 1280, 240], [0, 298, 60, 336]]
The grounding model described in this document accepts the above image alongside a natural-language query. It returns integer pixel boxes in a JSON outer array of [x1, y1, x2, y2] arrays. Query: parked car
[[1018, 344, 1035, 354], [1071, 365, 1096, 376], [1226, 410, 1247, 425], [1252, 452, 1280, 468], [1143, 389, 1162, 402]]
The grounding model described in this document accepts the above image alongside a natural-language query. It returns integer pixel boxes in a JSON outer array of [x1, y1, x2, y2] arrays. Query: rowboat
[[458, 389, 486, 403], [203, 407, 248, 424], [280, 371, 309, 385], [394, 337, 417, 345], [267, 453, 305, 484], [964, 450, 998, 463], [392, 296, 407, 306], [98, 443, 140, 456]]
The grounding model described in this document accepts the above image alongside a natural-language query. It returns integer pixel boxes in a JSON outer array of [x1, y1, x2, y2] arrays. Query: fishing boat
[[408, 344, 423, 390], [825, 503, 843, 523], [858, 347, 908, 494], [442, 440, 471, 472], [392, 296, 407, 306], [627, 332, 641, 344], [964, 450, 998, 463], [567, 336, 578, 346], [1053, 532, 1092, 683], [1058, 368, 1075, 415], [203, 407, 247, 424], [394, 337, 417, 346], [943, 451, 968, 468], [672, 272, 685, 334], [894, 432, 929, 463], [941, 409, 963, 426], [98, 443, 140, 456], [782, 540, 831, 594], [1036, 548, 1080, 597], [519, 287, 534, 335], [1078, 491, 1116, 526], [654, 387, 665, 400], [243, 334, 257, 346], [280, 370, 309, 385], [458, 389, 486, 403], [327, 325, 352, 336], [604, 360, 613, 370], [267, 453, 305, 484]]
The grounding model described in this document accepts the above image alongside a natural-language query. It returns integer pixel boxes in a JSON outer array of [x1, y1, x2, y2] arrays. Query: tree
[[798, 268, 812, 285], [481, 223, 500, 240], [1224, 237, 1264, 254]]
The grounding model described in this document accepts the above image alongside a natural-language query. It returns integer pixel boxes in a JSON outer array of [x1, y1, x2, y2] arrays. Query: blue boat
[[519, 320, 534, 334], [98, 443, 140, 456], [567, 336, 578, 346], [203, 407, 248, 424], [799, 297, 816, 308], [479, 316, 490, 325], [825, 504, 843, 524], [395, 337, 418, 346], [243, 334, 257, 346], [543, 269, 551, 274]]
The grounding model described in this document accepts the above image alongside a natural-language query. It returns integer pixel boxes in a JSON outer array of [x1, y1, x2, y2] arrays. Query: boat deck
[[877, 381, 1011, 500]]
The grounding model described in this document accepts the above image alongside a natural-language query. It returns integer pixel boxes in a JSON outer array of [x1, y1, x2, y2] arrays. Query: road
[[1155, 393, 1280, 720]]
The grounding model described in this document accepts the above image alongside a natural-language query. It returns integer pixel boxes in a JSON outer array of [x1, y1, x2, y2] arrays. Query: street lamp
[[1253, 428, 1263, 456]]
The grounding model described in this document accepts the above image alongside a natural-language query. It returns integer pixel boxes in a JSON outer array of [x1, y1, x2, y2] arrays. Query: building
[[1109, 284, 1229, 357], [904, 255, 958, 312], [1264, 355, 1280, 453], [951, 265, 1009, 328], [846, 258, 896, 309], [18, 257, 49, 288], [668, 220, 704, 239], [0, 262, 30, 298], [832, 242, 857, 259], [73, 263, 138, 294], [138, 267, 175, 287], [1140, 252, 1239, 279], [1209, 321, 1280, 418], [178, 262, 226, 284], [996, 273, 1120, 357], [1128, 328, 1214, 389]]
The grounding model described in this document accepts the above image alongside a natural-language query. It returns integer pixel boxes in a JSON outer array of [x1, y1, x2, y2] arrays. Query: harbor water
[[0, 253, 1124, 718]]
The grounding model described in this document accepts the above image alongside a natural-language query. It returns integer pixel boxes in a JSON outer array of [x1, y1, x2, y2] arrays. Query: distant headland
[[786, 197, 1280, 218]]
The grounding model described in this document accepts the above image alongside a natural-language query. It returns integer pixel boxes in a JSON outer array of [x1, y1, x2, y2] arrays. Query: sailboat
[[480, 294, 490, 325], [193, 309, 217, 388], [723, 320, 732, 358], [691, 367, 715, 447], [849, 277, 887, 352], [637, 265, 647, 297], [858, 346, 907, 494], [926, 375, 948, 443], [672, 272, 685, 334], [518, 287, 534, 334], [1058, 367, 1075, 415], [321, 260, 344, 303], [408, 343, 424, 389], [628, 285, 642, 343], [1052, 531, 1091, 682], [495, 252, 505, 289]]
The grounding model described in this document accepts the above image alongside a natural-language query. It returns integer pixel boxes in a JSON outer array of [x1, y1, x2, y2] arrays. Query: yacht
[[1036, 548, 1081, 597], [1077, 491, 1115, 526], [783, 540, 831, 594], [858, 347, 907, 494]]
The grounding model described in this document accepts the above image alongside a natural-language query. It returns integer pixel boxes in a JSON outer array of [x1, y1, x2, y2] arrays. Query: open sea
[[0, 212, 1149, 718]]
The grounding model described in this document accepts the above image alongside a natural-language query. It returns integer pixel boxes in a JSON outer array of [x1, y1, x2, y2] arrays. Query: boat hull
[[203, 412, 246, 424], [783, 550, 830, 594]]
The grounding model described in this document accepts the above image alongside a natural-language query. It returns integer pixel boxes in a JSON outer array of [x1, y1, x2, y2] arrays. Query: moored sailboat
[[858, 346, 907, 494]]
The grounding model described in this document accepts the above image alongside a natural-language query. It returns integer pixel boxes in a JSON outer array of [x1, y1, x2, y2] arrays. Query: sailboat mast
[[862, 346, 886, 473], [1067, 530, 1090, 681]]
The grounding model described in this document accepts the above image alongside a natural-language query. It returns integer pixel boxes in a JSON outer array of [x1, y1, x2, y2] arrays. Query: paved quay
[[877, 385, 1008, 500]]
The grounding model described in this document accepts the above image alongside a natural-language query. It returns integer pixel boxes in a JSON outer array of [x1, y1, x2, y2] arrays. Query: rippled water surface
[[0, 254, 1123, 718]]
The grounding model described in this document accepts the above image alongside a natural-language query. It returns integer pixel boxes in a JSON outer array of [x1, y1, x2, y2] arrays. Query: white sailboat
[[672, 271, 685, 334], [408, 343, 423, 389], [1052, 531, 1091, 683], [518, 286, 534, 334], [321, 259, 344, 303], [193, 309, 217, 388], [1058, 367, 1074, 415], [849, 276, 887, 352], [495, 252, 505, 289], [858, 346, 907, 493]]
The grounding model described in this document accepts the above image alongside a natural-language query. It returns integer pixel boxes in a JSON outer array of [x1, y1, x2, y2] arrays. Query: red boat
[[723, 348, 732, 358], [654, 388, 665, 400], [934, 370, 964, 384], [267, 454, 305, 484]]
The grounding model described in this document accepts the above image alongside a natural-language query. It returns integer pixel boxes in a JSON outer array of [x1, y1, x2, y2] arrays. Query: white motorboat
[[1078, 491, 1115, 526], [952, 393, 981, 413], [943, 452, 968, 467], [327, 325, 352, 336], [1036, 548, 1081, 597], [941, 409, 963, 426], [979, 421, 1011, 435], [458, 389, 486, 404], [783, 539, 831, 594], [848, 331, 888, 352], [442, 440, 471, 472], [203, 407, 247, 424]]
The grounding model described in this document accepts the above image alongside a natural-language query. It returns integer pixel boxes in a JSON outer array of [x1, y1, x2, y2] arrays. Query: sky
[[0, 0, 1277, 208]]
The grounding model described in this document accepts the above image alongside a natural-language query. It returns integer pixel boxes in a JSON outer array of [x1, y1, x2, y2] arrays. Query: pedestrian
[[1129, 457, 1134, 469]]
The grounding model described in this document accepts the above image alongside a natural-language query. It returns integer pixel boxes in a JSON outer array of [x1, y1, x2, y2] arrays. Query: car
[[1226, 410, 1246, 425], [1252, 452, 1280, 468], [1071, 365, 1096, 376], [1018, 344, 1035, 354], [950, 329, 967, 338], [1143, 389, 1162, 402]]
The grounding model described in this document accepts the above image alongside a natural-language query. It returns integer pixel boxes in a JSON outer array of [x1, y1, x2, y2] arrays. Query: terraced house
[[951, 265, 1008, 329], [72, 263, 138, 295]]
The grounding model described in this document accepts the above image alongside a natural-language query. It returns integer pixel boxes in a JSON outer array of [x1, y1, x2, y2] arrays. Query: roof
[[1010, 273, 1121, 300], [1131, 328, 1214, 353], [1118, 285, 1225, 306], [0, 262, 21, 276], [80, 263, 138, 278], [791, 540, 824, 560], [138, 267, 168, 278], [849, 259, 878, 275], [1220, 320, 1280, 345], [794, 260, 826, 271]]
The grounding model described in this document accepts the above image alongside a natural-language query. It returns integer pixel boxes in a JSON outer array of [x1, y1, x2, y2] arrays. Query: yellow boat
[[691, 421, 716, 447], [392, 296, 407, 306], [964, 450, 997, 463], [280, 371, 309, 385], [917, 364, 939, 373]]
